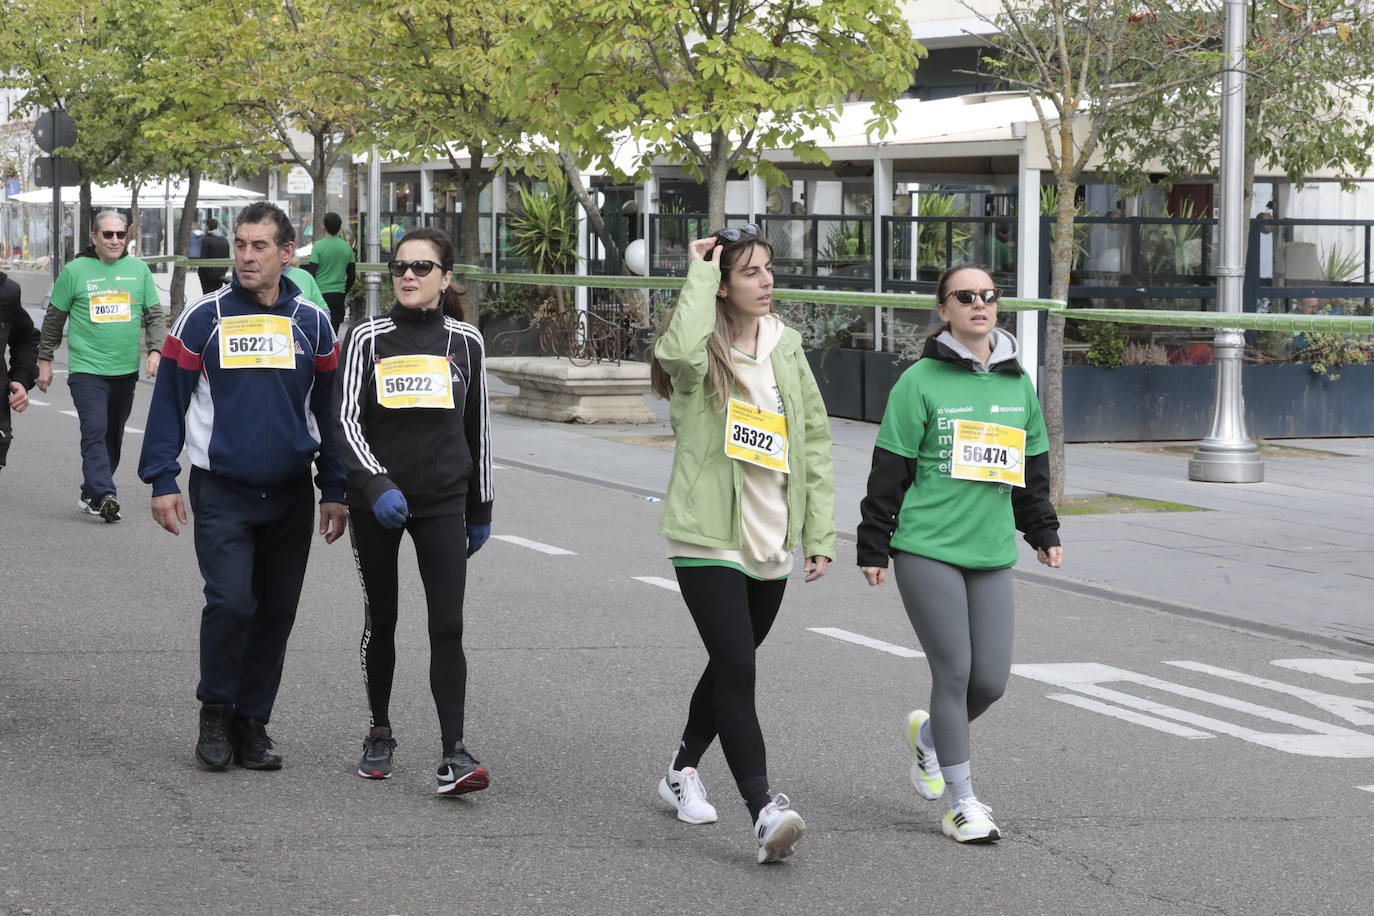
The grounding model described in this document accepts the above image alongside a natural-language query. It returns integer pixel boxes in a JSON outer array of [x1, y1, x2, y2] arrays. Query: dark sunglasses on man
[[387, 259, 442, 278], [945, 288, 1001, 305], [100, 230, 128, 240]]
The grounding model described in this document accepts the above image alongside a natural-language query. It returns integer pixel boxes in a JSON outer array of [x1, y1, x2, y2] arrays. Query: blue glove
[[466, 523, 491, 557], [371, 489, 409, 529]]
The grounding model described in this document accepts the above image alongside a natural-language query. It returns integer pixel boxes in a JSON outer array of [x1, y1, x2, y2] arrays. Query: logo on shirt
[[937, 405, 973, 414], [989, 405, 1025, 414]]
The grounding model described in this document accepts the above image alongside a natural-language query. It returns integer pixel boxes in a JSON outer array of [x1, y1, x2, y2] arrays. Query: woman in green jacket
[[649, 227, 836, 864]]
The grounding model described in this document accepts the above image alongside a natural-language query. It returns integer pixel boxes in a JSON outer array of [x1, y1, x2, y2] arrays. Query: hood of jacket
[[923, 327, 1022, 374]]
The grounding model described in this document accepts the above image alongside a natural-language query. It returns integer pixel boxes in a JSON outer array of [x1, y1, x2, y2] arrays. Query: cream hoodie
[[666, 313, 794, 579]]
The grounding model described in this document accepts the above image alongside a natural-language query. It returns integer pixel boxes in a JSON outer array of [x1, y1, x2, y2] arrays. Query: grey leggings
[[892, 551, 1015, 765]]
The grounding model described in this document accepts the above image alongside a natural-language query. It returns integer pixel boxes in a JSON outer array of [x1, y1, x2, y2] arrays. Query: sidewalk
[[487, 376, 1374, 647]]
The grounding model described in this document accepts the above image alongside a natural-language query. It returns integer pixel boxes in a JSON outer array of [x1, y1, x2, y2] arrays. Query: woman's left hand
[[803, 555, 830, 582], [1036, 546, 1063, 568]]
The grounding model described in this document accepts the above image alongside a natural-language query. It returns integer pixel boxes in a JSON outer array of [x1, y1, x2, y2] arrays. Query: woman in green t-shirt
[[857, 264, 1063, 845]]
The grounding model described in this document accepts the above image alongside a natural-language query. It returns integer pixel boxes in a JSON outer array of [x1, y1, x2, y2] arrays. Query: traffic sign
[[32, 109, 77, 154], [33, 156, 81, 188]]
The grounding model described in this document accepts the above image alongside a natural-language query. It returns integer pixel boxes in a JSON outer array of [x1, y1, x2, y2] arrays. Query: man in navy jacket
[[139, 201, 348, 773], [0, 271, 38, 474]]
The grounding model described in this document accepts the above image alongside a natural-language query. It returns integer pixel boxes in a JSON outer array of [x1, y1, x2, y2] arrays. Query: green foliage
[[1321, 243, 1364, 283], [508, 0, 924, 227], [1295, 305, 1371, 380], [916, 194, 974, 273], [1097, 1, 1374, 198], [774, 302, 862, 349], [1140, 200, 1207, 276], [1082, 320, 1127, 368], [507, 184, 578, 275]]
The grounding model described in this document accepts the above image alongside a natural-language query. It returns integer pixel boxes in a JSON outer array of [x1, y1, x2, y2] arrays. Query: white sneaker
[[904, 709, 944, 801], [657, 765, 718, 824], [942, 796, 1001, 844], [753, 794, 806, 863]]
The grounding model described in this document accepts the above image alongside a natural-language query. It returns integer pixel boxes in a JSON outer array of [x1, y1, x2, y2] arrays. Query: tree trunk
[[78, 182, 92, 246], [169, 169, 201, 320], [457, 143, 487, 322], [558, 148, 619, 273], [128, 180, 142, 260], [311, 131, 329, 245], [1042, 177, 1079, 506], [706, 135, 730, 230]]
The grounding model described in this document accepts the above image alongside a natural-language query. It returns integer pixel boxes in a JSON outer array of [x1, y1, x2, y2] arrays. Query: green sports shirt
[[309, 235, 355, 294], [876, 357, 1048, 569], [286, 266, 328, 312], [48, 255, 161, 376]]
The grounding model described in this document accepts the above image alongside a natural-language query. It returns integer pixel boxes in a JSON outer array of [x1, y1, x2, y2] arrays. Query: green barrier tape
[[144, 256, 1371, 333]]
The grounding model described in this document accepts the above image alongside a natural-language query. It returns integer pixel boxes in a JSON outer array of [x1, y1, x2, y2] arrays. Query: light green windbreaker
[[654, 259, 837, 560]]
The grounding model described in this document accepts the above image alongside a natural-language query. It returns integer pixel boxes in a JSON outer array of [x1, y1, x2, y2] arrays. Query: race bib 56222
[[374, 354, 454, 409]]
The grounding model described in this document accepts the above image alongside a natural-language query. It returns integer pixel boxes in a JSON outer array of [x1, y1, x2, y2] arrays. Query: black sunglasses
[[388, 259, 441, 278], [715, 223, 760, 243], [946, 288, 1001, 305], [100, 230, 128, 240]]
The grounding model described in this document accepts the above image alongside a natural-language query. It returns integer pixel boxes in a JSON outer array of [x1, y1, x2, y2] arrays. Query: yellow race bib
[[218, 314, 296, 369], [90, 291, 132, 323], [724, 398, 789, 474], [374, 354, 454, 409], [950, 419, 1026, 487]]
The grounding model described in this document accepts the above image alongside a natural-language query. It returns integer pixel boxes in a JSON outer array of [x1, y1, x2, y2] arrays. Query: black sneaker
[[230, 714, 283, 770], [436, 744, 489, 796], [357, 726, 396, 779], [78, 496, 101, 517], [97, 494, 121, 523], [195, 703, 233, 771]]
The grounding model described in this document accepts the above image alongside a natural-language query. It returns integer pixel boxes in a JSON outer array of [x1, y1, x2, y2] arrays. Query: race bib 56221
[[218, 314, 295, 369], [950, 419, 1026, 487]]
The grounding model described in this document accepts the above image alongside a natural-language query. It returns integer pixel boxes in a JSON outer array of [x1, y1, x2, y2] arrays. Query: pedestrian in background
[[858, 263, 1062, 845], [334, 226, 494, 794], [36, 210, 164, 522], [310, 212, 357, 331], [197, 217, 230, 295], [0, 269, 38, 476], [139, 201, 348, 773], [649, 227, 835, 864]]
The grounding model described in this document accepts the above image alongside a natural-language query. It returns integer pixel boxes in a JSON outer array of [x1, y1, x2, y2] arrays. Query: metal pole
[[1189, 0, 1264, 482], [50, 174, 61, 283], [365, 146, 382, 318]]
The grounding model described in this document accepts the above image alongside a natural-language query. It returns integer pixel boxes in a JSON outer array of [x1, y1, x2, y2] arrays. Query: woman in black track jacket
[[333, 226, 494, 796]]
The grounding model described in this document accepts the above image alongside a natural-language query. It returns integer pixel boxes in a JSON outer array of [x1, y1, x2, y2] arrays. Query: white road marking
[[491, 534, 576, 556], [29, 398, 49, 406], [1014, 662, 1374, 758], [1271, 659, 1374, 685], [1046, 693, 1213, 739], [60, 409, 78, 418], [808, 627, 925, 659], [1167, 660, 1374, 726], [492, 463, 508, 470], [632, 576, 680, 592], [1358, 785, 1374, 794]]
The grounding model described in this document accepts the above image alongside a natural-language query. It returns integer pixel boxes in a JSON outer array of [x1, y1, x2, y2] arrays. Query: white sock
[[944, 761, 973, 809]]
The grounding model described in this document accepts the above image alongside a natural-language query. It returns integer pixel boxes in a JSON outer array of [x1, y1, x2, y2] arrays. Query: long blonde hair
[[650, 236, 774, 412]]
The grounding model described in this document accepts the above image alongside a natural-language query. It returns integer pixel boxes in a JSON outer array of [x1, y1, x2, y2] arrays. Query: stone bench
[[484, 356, 656, 424]]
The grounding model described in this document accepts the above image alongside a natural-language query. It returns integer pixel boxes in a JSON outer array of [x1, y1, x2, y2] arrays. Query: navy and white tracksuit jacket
[[137, 275, 345, 500]]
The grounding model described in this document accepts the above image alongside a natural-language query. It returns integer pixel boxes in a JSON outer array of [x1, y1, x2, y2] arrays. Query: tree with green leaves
[[360, 0, 531, 314], [1096, 1, 1374, 210], [511, 0, 925, 230], [973, 1, 1215, 503]]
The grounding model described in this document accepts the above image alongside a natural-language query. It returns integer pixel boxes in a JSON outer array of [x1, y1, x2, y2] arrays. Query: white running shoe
[[657, 765, 718, 824], [904, 709, 945, 801], [942, 796, 1001, 844], [753, 794, 806, 863]]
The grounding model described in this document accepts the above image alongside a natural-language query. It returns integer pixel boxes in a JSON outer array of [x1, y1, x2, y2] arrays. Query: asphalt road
[[2, 375, 1373, 916]]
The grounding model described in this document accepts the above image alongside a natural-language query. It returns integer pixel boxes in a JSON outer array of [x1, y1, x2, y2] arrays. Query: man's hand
[[320, 501, 348, 544], [145, 351, 161, 378], [1036, 546, 1063, 568], [803, 555, 830, 583], [151, 493, 187, 535], [860, 566, 887, 587], [35, 360, 52, 392], [7, 381, 28, 412]]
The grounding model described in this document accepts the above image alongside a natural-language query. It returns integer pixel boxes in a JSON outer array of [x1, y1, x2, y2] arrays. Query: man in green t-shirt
[[37, 210, 166, 522], [308, 212, 356, 331]]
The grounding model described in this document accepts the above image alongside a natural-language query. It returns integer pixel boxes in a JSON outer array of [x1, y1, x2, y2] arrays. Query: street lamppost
[[365, 146, 382, 318], [1189, 0, 1264, 483]]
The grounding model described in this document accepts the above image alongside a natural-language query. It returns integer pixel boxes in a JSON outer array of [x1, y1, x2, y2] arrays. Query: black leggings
[[673, 565, 786, 811], [350, 510, 469, 746]]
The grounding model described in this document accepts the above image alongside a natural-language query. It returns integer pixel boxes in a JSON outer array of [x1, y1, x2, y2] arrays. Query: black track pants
[[673, 565, 786, 808], [350, 510, 469, 746]]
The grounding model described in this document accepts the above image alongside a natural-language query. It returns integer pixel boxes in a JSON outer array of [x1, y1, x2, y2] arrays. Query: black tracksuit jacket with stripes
[[334, 304, 493, 523]]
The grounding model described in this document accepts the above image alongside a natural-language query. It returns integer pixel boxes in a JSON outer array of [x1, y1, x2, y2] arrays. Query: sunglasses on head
[[100, 230, 128, 240], [946, 288, 1001, 305], [388, 259, 441, 278], [714, 223, 760, 243]]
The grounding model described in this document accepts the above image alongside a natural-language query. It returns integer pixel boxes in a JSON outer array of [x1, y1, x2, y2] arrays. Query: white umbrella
[[9, 178, 264, 207]]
